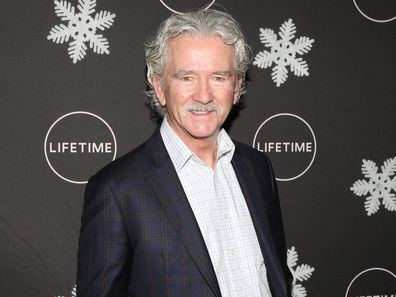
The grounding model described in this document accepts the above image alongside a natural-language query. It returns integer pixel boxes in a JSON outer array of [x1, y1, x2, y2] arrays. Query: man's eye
[[213, 76, 226, 82], [181, 76, 193, 81]]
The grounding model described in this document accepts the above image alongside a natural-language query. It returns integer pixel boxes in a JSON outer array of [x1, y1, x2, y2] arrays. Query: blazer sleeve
[[77, 174, 132, 297]]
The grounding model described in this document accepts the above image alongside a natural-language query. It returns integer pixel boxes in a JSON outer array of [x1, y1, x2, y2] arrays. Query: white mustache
[[183, 102, 218, 113]]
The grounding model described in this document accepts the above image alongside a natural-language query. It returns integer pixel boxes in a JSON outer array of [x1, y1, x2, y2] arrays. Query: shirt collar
[[160, 116, 235, 173]]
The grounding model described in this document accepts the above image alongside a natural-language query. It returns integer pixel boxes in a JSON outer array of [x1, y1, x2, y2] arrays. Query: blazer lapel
[[145, 130, 221, 297], [231, 149, 288, 297]]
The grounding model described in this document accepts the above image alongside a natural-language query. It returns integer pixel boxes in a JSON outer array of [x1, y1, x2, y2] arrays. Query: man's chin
[[185, 127, 220, 141]]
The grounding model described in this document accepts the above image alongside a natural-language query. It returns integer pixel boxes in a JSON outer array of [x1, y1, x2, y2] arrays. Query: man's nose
[[194, 80, 212, 103]]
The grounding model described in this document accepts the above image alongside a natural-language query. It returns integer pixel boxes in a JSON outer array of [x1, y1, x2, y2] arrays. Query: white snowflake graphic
[[287, 246, 315, 297], [47, 0, 116, 63], [253, 19, 314, 87], [350, 157, 396, 216], [55, 284, 76, 297]]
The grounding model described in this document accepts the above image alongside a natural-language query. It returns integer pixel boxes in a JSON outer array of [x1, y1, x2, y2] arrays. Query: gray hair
[[145, 9, 251, 116]]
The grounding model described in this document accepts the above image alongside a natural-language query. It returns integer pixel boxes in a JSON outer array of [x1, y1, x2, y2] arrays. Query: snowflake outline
[[253, 19, 314, 87], [47, 0, 116, 63], [287, 246, 315, 297], [350, 157, 396, 216]]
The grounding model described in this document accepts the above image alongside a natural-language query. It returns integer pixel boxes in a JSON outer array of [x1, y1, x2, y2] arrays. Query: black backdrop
[[1, 0, 395, 296]]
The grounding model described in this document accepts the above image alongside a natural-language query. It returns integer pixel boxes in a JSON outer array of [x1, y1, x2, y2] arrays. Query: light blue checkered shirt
[[160, 117, 272, 297]]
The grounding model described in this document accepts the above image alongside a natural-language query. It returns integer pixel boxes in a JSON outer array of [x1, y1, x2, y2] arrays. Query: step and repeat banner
[[1, 0, 395, 296]]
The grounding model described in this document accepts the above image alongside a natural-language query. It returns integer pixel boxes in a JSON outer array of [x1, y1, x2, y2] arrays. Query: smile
[[190, 110, 214, 115]]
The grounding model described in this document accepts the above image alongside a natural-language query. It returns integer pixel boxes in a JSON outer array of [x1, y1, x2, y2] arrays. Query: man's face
[[153, 35, 242, 145]]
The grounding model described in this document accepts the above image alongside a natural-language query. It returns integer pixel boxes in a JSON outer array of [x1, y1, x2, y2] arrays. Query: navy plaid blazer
[[77, 129, 291, 297]]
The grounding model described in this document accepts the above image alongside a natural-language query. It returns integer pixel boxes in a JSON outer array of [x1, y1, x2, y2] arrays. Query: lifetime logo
[[352, 0, 396, 23], [356, 294, 396, 297], [253, 113, 317, 181], [44, 111, 117, 184], [256, 141, 313, 153], [49, 142, 113, 153], [160, 0, 215, 14], [345, 268, 396, 297]]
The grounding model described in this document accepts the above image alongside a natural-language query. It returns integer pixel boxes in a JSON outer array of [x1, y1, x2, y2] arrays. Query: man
[[77, 9, 291, 297]]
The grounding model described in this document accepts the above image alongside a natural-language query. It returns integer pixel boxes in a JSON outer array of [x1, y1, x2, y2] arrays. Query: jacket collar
[[232, 145, 290, 297], [145, 129, 288, 297], [145, 128, 222, 297]]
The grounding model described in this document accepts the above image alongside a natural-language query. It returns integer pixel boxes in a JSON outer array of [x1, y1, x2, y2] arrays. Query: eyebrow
[[171, 70, 193, 79], [212, 70, 233, 77], [171, 70, 234, 78]]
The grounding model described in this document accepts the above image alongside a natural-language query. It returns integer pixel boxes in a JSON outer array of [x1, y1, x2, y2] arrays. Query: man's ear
[[152, 74, 166, 106], [233, 78, 243, 104]]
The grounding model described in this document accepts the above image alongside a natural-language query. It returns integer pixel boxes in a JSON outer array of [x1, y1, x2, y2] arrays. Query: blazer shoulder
[[91, 130, 162, 185]]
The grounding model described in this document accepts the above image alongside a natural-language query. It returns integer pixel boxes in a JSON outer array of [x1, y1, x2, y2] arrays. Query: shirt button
[[230, 249, 235, 256]]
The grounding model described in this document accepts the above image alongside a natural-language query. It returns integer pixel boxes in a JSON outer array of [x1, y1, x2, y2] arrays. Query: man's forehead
[[167, 34, 234, 52], [165, 35, 235, 68]]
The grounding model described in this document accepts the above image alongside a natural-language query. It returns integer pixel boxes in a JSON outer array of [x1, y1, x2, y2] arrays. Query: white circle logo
[[160, 0, 215, 14], [252, 113, 317, 181], [353, 0, 396, 23], [345, 267, 396, 297], [44, 111, 117, 184]]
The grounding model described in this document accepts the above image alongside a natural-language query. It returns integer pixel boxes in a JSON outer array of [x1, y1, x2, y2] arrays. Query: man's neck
[[186, 137, 218, 169]]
